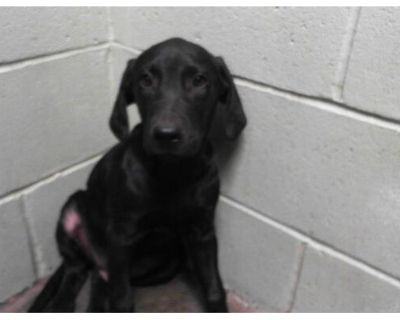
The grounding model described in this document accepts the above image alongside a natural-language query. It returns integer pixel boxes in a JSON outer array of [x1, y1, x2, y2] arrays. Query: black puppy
[[28, 38, 246, 313]]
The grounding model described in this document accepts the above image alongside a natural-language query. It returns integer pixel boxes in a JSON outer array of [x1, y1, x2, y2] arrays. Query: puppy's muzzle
[[149, 124, 186, 155], [153, 126, 182, 144]]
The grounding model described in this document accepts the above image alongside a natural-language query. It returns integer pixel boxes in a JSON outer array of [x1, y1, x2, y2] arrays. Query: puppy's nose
[[153, 126, 181, 143]]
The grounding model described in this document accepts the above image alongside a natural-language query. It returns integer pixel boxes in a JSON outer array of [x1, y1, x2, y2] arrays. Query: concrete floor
[[0, 274, 255, 313]]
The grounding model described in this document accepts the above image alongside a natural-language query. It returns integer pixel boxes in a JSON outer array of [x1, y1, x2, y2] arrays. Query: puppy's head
[[110, 38, 246, 157]]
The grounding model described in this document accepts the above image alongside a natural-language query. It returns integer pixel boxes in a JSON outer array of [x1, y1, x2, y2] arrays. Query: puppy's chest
[[150, 185, 198, 215], [121, 158, 219, 229], [135, 184, 208, 229]]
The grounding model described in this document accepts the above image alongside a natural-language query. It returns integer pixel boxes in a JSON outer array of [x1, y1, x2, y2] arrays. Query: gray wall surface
[[1, 7, 400, 312]]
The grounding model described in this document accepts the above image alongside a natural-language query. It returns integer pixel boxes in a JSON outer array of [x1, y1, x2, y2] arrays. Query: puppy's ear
[[214, 57, 247, 140], [109, 58, 136, 141]]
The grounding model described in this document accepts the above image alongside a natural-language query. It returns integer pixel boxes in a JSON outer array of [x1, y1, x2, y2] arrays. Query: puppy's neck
[[148, 143, 214, 183]]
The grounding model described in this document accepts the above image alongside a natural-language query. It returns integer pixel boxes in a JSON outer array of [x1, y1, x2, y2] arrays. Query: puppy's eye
[[139, 74, 153, 88], [192, 74, 208, 87]]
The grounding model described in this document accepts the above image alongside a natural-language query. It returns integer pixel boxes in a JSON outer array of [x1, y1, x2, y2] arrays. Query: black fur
[[28, 38, 246, 313]]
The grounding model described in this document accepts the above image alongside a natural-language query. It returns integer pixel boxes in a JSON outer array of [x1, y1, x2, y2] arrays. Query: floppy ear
[[214, 57, 247, 140], [109, 58, 136, 141]]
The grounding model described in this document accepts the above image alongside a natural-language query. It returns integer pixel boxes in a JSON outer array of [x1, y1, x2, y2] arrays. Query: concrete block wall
[[2, 7, 400, 312]]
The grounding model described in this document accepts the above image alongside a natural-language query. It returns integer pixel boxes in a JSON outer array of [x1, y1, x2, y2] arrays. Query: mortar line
[[110, 41, 143, 55], [220, 195, 400, 289], [234, 75, 400, 134], [106, 7, 115, 43], [20, 195, 40, 279], [287, 243, 306, 312], [106, 44, 115, 106], [332, 7, 362, 101], [0, 42, 110, 74], [0, 150, 106, 204], [106, 6, 116, 96]]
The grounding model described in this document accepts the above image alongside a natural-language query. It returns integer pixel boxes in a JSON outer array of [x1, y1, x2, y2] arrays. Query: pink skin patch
[[63, 209, 108, 282], [99, 270, 109, 282], [63, 209, 81, 234]]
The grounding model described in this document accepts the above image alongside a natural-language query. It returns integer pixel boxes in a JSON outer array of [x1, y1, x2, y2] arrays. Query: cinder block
[[216, 198, 303, 312], [344, 8, 400, 119], [0, 50, 115, 197], [219, 84, 400, 279], [109, 46, 140, 128], [0, 197, 35, 302], [292, 247, 400, 312], [0, 7, 108, 63], [23, 160, 97, 276], [111, 7, 351, 98]]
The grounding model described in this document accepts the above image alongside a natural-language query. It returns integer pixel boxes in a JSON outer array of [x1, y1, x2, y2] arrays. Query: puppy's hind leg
[[87, 271, 109, 312], [28, 191, 91, 312]]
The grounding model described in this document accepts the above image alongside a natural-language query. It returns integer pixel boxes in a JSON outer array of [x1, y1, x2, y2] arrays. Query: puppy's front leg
[[107, 222, 136, 312], [183, 219, 228, 313]]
